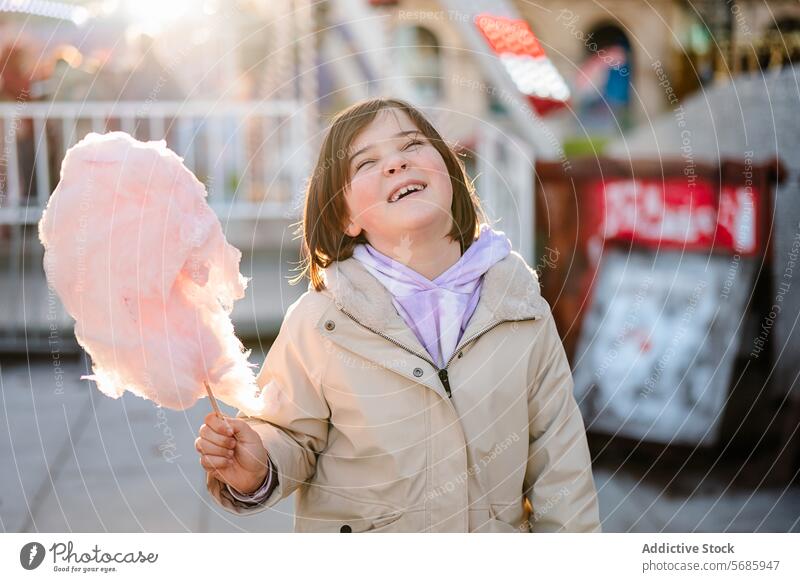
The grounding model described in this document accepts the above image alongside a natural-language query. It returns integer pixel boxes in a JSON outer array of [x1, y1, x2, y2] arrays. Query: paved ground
[[1, 354, 798, 533], [0, 353, 293, 533], [593, 464, 800, 533]]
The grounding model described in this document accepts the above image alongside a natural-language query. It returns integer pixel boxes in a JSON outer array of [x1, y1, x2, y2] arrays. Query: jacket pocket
[[296, 509, 408, 533], [348, 510, 405, 533], [295, 485, 422, 532], [490, 502, 527, 532], [468, 502, 526, 533]]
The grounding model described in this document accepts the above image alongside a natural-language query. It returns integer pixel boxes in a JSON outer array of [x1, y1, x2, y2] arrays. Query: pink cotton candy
[[38, 131, 267, 414]]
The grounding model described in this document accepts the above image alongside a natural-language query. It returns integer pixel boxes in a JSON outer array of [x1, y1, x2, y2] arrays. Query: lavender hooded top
[[351, 223, 512, 369]]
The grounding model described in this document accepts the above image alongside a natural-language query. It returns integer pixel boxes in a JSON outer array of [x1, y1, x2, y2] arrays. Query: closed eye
[[354, 140, 425, 172]]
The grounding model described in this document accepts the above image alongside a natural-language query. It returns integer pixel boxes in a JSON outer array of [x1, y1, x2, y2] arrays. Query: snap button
[[324, 320, 335, 331], [340, 524, 352, 533], [413, 367, 423, 377]]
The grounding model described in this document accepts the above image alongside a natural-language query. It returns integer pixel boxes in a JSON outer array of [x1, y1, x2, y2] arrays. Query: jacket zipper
[[337, 306, 538, 399]]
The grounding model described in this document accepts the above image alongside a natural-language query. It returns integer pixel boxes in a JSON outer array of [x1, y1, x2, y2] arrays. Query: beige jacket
[[206, 251, 601, 532]]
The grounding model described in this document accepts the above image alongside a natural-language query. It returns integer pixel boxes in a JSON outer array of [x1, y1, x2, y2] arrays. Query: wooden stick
[[203, 380, 223, 417], [204, 381, 234, 436]]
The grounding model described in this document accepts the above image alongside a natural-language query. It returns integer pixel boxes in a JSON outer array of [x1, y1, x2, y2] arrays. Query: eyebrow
[[349, 130, 421, 164]]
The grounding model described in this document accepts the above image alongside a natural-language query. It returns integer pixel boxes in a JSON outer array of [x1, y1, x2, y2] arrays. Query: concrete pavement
[[1, 353, 293, 533]]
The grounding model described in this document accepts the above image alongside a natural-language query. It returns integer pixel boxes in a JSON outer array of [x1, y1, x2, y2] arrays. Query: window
[[394, 25, 442, 103]]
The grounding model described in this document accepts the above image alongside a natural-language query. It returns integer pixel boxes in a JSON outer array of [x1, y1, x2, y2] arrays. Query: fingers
[[204, 412, 234, 437], [195, 436, 234, 458], [199, 453, 231, 472], [199, 423, 236, 449], [199, 424, 236, 449], [222, 417, 251, 437]]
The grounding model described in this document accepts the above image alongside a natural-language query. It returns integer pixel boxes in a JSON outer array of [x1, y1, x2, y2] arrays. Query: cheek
[[422, 153, 453, 200], [346, 174, 383, 218], [420, 152, 450, 184]]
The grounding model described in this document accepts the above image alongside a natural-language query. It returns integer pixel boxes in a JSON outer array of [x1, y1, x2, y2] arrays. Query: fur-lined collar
[[318, 250, 549, 333]]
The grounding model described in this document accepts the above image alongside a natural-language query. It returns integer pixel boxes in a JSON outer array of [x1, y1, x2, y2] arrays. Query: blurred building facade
[[0, 0, 549, 351], [510, 0, 800, 149]]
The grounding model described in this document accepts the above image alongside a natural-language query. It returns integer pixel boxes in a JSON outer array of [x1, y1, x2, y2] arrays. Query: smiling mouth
[[388, 183, 427, 203]]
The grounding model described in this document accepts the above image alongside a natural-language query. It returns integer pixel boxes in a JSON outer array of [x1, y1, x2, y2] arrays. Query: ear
[[345, 221, 362, 238]]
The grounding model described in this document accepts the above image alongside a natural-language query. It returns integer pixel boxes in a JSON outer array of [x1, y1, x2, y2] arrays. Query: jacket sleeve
[[523, 310, 602, 532], [206, 306, 331, 516], [225, 457, 278, 504]]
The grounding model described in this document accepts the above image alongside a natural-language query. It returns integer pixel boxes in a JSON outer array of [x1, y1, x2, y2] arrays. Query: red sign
[[587, 178, 760, 254]]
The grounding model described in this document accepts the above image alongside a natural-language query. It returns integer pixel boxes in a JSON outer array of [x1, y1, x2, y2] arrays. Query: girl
[[196, 98, 601, 533]]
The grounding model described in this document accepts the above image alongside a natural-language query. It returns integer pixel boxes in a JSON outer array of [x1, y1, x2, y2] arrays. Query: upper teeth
[[390, 183, 425, 202]]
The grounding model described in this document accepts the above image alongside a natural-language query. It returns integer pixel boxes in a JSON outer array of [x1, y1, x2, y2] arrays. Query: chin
[[390, 205, 451, 235]]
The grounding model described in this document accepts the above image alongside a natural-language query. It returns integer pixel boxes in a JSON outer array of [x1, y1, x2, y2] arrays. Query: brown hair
[[290, 97, 488, 291]]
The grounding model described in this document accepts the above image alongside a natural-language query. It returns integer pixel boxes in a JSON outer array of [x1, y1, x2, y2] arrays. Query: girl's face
[[343, 109, 453, 248]]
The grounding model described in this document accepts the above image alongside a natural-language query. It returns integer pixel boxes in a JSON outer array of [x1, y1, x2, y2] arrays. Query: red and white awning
[[475, 13, 570, 116]]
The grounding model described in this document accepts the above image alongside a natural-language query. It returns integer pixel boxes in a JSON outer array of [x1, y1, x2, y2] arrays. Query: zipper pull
[[438, 369, 452, 398]]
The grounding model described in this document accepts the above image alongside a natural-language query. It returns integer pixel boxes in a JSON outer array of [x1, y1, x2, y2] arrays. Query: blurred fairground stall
[[528, 4, 800, 481]]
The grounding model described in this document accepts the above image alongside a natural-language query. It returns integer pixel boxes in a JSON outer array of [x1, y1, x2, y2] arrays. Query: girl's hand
[[196, 412, 270, 494]]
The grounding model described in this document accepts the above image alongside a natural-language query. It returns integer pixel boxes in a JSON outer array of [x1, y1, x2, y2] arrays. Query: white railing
[[0, 100, 311, 225], [0, 98, 538, 349]]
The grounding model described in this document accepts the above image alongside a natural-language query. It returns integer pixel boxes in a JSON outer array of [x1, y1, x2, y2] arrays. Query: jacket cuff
[[225, 457, 278, 504]]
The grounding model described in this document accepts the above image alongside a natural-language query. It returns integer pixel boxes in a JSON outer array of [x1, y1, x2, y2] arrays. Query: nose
[[383, 157, 408, 176]]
